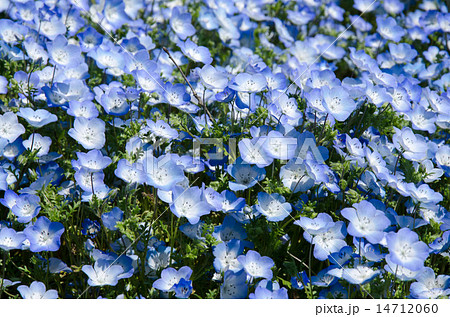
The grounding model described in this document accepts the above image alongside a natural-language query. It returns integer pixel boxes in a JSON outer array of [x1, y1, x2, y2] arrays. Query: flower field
[[0, 0, 449, 300]]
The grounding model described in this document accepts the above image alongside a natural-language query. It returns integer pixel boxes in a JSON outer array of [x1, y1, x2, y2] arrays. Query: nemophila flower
[[213, 240, 244, 273], [170, 186, 211, 224], [75, 149, 112, 172], [376, 16, 405, 42], [171, 278, 193, 299], [263, 131, 298, 160], [410, 267, 450, 299], [0, 112, 25, 143], [82, 259, 124, 287], [68, 117, 106, 150], [386, 228, 429, 271], [322, 86, 356, 122], [328, 245, 355, 266], [101, 207, 123, 231], [0, 278, 19, 290], [22, 133, 52, 157], [365, 82, 391, 107], [341, 200, 390, 244], [409, 104, 437, 134], [228, 158, 266, 191], [407, 183, 443, 205], [179, 39, 213, 64], [115, 159, 146, 185], [220, 270, 248, 299], [213, 216, 248, 243], [294, 213, 335, 237], [238, 138, 273, 167], [353, 0, 378, 12], [0, 76, 7, 94], [74, 167, 105, 193], [17, 281, 58, 299], [0, 190, 19, 210], [81, 219, 101, 238], [311, 221, 347, 261], [153, 266, 193, 293], [0, 19, 28, 44], [39, 256, 72, 274], [142, 153, 185, 191], [256, 192, 291, 222], [99, 87, 130, 116], [229, 73, 267, 93], [170, 7, 196, 40], [0, 227, 25, 251], [162, 82, 191, 107], [87, 43, 125, 75], [17, 108, 57, 128], [198, 64, 228, 90], [328, 265, 381, 285], [46, 35, 82, 68], [24, 216, 64, 252], [11, 194, 41, 224], [392, 127, 428, 162], [355, 238, 385, 262], [147, 120, 179, 140], [77, 26, 103, 52], [221, 190, 246, 213], [250, 285, 288, 299], [435, 146, 450, 175], [280, 159, 314, 193], [388, 43, 418, 64], [237, 250, 274, 280], [146, 245, 172, 272]]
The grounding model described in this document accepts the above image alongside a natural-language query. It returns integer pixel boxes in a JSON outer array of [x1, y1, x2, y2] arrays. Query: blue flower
[[170, 7, 196, 40], [179, 39, 212, 64], [213, 239, 244, 273], [228, 157, 266, 191], [142, 153, 186, 191], [66, 101, 99, 119], [386, 228, 430, 272], [82, 259, 125, 287], [213, 215, 248, 243], [229, 73, 267, 93], [322, 86, 356, 122], [199, 65, 228, 90], [410, 267, 450, 299], [0, 227, 25, 251], [17, 281, 58, 299], [22, 133, 52, 157], [256, 192, 292, 222], [75, 149, 112, 172], [24, 216, 65, 252], [115, 159, 146, 185], [0, 112, 25, 143], [68, 117, 106, 150], [376, 16, 405, 42], [101, 207, 123, 231], [153, 266, 193, 292], [170, 186, 211, 224], [237, 250, 274, 280], [328, 265, 381, 285], [171, 278, 193, 299], [17, 108, 58, 128], [220, 269, 248, 299], [99, 87, 130, 116], [81, 219, 101, 238], [341, 200, 390, 244], [11, 194, 41, 224], [47, 35, 82, 68]]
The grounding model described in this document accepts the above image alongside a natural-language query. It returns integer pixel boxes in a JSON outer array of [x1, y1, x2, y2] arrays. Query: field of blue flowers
[[0, 0, 449, 300]]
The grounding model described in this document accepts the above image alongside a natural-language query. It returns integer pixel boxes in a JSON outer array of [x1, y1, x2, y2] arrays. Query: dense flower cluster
[[0, 0, 449, 299]]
